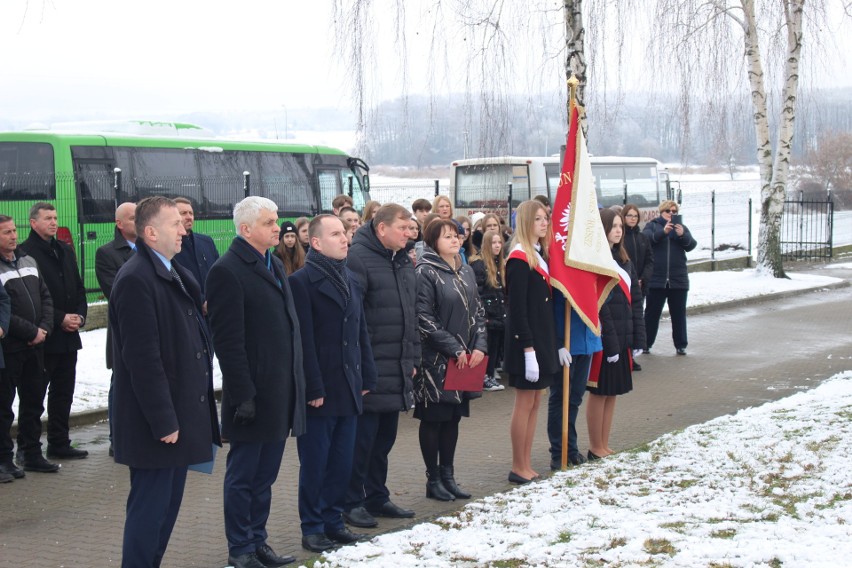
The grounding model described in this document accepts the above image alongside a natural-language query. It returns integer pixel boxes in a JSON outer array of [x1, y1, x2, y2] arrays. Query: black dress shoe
[[228, 552, 266, 568], [676, 348, 687, 355], [20, 454, 60, 473], [47, 445, 89, 460], [367, 501, 415, 519], [342, 506, 378, 528], [568, 453, 587, 466], [0, 471, 12, 483], [255, 543, 295, 566], [507, 471, 532, 484], [301, 533, 336, 553], [587, 450, 605, 461], [632, 361, 642, 371], [0, 460, 25, 479], [326, 527, 367, 544]]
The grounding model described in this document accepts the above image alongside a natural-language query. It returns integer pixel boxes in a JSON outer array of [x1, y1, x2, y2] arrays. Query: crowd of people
[[0, 192, 696, 567]]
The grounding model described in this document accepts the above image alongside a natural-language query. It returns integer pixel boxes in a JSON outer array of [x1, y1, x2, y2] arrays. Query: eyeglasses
[[663, 209, 678, 214], [624, 213, 639, 219]]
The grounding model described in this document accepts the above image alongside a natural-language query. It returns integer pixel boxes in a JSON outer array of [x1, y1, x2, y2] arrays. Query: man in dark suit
[[290, 215, 377, 553], [0, 285, 13, 483], [206, 196, 306, 568], [173, 197, 219, 314], [95, 201, 136, 455], [20, 202, 89, 460], [110, 196, 220, 568]]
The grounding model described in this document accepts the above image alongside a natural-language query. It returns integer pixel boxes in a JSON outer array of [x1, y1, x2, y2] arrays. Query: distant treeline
[[361, 88, 852, 168]]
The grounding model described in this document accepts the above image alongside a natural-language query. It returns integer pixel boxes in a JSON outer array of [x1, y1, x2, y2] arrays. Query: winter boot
[[439, 465, 471, 499], [426, 467, 455, 501]]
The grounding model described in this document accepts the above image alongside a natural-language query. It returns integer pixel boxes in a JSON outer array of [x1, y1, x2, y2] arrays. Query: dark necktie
[[170, 266, 189, 296]]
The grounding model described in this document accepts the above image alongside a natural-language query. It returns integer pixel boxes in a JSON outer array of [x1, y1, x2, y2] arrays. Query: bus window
[[198, 150, 257, 218], [338, 170, 365, 211], [132, 148, 202, 204], [624, 165, 659, 206], [455, 164, 530, 209], [544, 162, 561, 200], [259, 152, 313, 215], [594, 165, 626, 208], [318, 170, 342, 212], [0, 142, 56, 200], [76, 161, 116, 223]]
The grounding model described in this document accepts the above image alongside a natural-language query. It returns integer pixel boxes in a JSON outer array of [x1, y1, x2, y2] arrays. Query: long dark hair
[[600, 209, 629, 264]]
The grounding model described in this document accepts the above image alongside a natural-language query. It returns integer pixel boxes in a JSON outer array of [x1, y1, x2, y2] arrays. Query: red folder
[[443, 356, 489, 392]]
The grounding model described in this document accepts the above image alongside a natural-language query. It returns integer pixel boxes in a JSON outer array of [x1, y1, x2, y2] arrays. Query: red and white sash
[[507, 244, 550, 290]]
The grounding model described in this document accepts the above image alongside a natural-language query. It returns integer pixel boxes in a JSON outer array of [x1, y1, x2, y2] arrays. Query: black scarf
[[305, 247, 351, 306]]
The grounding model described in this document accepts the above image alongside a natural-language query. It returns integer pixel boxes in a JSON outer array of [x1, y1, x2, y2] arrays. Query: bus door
[[74, 158, 119, 294], [317, 168, 343, 213]]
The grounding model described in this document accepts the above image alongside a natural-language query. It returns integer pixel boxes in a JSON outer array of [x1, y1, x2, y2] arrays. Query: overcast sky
[[1, 1, 849, 128]]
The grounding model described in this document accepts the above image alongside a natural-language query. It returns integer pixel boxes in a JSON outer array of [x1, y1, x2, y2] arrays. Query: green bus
[[0, 122, 371, 299]]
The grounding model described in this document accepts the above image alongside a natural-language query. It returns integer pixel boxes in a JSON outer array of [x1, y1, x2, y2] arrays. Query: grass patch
[[609, 536, 627, 548], [555, 531, 572, 543], [675, 479, 698, 489], [643, 538, 677, 556], [595, 477, 610, 490], [708, 563, 736, 568], [660, 521, 687, 532], [711, 528, 737, 539], [768, 558, 783, 568], [491, 560, 527, 568]]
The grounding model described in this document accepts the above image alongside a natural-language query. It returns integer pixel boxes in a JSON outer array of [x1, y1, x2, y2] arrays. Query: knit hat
[[281, 221, 297, 235]]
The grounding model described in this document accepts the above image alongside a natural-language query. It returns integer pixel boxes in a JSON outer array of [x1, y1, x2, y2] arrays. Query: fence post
[[434, 179, 440, 197], [113, 168, 122, 209], [507, 182, 514, 225], [243, 171, 251, 198], [747, 197, 753, 267], [711, 190, 716, 265], [798, 190, 805, 259], [828, 195, 834, 259]]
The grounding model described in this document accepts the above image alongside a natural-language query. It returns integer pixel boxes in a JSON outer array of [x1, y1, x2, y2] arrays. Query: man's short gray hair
[[233, 196, 278, 233]]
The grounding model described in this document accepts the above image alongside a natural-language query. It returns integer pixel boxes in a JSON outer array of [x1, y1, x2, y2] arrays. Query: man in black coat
[[206, 196, 306, 568], [110, 196, 220, 568], [95, 201, 136, 455], [343, 204, 420, 528], [173, 197, 219, 313], [0, 215, 56, 475], [21, 202, 88, 460], [290, 215, 378, 553]]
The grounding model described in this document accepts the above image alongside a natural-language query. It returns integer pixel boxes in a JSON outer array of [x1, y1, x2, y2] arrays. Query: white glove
[[524, 351, 540, 382], [606, 354, 620, 363], [558, 347, 572, 367], [633, 349, 643, 358]]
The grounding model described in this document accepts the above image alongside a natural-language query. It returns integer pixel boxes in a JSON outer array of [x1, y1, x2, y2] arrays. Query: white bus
[[450, 155, 677, 223]]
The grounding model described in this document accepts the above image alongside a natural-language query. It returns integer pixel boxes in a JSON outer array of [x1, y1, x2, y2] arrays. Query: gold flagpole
[[561, 73, 580, 471]]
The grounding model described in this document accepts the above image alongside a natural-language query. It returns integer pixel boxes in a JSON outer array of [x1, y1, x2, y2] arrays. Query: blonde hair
[[659, 200, 678, 213], [470, 229, 505, 289], [432, 195, 453, 218], [508, 200, 549, 269]]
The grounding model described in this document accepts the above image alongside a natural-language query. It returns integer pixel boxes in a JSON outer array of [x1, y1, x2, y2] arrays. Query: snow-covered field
[[17, 266, 841, 416], [315, 372, 852, 567]]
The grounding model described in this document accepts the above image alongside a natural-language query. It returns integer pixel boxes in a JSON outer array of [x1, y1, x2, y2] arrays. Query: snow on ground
[[314, 372, 852, 568]]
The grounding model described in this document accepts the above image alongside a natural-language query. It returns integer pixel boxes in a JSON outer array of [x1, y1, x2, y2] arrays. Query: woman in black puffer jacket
[[415, 219, 487, 502], [641, 200, 697, 355], [469, 229, 507, 392]]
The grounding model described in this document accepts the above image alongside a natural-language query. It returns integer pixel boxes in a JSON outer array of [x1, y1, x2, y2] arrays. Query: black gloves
[[234, 399, 256, 426]]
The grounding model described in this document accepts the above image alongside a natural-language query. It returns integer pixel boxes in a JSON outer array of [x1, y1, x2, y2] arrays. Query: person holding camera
[[641, 200, 697, 356]]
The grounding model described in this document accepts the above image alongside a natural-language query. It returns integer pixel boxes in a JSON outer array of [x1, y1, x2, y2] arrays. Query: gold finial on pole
[[567, 72, 579, 116]]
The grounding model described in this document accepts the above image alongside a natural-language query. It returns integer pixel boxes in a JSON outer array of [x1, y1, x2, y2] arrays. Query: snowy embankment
[[315, 372, 852, 567]]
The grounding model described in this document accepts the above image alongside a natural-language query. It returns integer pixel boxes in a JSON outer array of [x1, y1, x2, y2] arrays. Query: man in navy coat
[[110, 196, 220, 568], [173, 197, 219, 313], [206, 196, 306, 568], [290, 215, 378, 553]]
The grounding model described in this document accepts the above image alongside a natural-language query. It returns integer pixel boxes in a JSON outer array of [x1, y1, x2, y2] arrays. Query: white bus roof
[[452, 155, 661, 166]]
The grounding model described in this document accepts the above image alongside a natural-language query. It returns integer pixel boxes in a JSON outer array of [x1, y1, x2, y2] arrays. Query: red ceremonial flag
[[548, 94, 619, 335]]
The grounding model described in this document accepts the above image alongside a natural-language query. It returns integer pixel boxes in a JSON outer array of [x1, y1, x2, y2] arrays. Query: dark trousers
[[43, 351, 78, 448], [547, 354, 592, 461], [122, 466, 187, 568], [485, 327, 504, 377], [297, 414, 357, 536], [0, 349, 46, 461], [345, 411, 399, 511], [223, 439, 286, 556], [645, 287, 689, 350]]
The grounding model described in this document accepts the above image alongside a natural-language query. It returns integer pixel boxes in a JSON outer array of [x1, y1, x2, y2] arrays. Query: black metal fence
[[780, 195, 834, 261]]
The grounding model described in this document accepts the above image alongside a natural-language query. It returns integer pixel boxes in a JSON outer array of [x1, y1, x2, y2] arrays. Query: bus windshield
[[454, 163, 532, 209]]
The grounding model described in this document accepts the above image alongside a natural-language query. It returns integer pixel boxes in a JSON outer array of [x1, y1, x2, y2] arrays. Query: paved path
[[1, 264, 851, 567]]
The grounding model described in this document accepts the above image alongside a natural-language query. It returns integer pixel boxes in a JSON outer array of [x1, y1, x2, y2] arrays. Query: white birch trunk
[[564, 0, 588, 136]]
